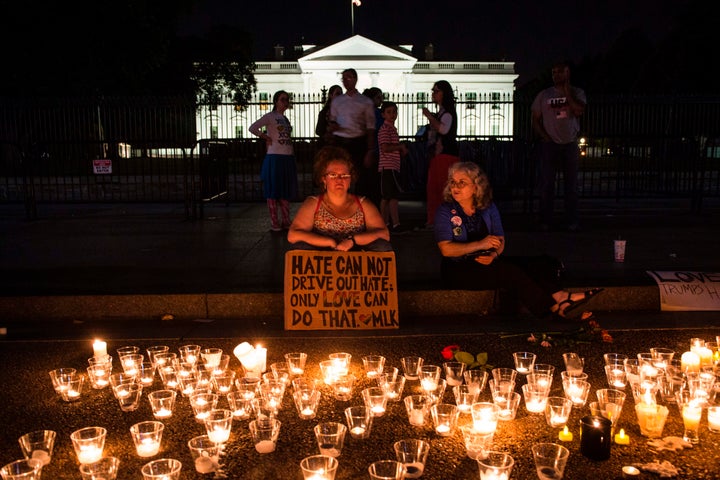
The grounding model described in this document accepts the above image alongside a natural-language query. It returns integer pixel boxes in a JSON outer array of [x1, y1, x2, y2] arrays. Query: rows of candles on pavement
[[34, 335, 720, 480]]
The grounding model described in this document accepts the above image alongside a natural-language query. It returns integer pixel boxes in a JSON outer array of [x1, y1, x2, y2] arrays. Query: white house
[[197, 35, 518, 140]]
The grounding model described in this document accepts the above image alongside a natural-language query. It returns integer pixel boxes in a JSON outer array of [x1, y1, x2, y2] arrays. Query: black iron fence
[[1, 94, 719, 219]]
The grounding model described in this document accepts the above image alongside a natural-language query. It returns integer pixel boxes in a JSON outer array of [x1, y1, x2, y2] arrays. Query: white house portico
[[196, 35, 518, 140]]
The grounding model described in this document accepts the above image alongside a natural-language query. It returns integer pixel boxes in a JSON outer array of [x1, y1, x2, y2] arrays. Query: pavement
[[1, 198, 719, 335]]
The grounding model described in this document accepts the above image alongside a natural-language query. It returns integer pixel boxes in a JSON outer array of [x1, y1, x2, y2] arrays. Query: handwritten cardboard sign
[[646, 271, 720, 311], [284, 250, 399, 330]]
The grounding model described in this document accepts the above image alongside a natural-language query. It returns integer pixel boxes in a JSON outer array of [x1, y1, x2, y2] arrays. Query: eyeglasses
[[325, 173, 352, 180], [449, 180, 471, 189]]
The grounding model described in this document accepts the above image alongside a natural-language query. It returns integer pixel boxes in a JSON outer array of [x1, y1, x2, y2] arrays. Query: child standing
[[377, 101, 409, 233]]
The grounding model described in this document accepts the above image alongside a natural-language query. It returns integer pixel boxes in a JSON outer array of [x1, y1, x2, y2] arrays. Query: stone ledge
[[0, 286, 659, 322]]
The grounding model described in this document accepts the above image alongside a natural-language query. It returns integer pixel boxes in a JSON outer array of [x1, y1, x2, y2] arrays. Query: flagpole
[[351, 1, 355, 36]]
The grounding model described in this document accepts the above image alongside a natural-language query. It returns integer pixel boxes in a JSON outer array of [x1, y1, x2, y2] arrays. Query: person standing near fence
[[249, 90, 299, 232], [315, 85, 343, 148], [329, 68, 377, 202], [422, 80, 460, 229], [532, 60, 586, 232]]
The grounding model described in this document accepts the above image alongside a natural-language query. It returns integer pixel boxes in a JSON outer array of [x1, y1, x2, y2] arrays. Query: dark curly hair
[[312, 146, 357, 187]]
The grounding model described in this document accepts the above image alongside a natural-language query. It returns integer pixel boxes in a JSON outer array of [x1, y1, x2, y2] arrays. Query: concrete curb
[[0, 286, 660, 322]]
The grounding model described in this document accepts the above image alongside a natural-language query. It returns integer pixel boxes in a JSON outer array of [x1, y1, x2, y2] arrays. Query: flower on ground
[[440, 345, 493, 370], [502, 311, 611, 348]]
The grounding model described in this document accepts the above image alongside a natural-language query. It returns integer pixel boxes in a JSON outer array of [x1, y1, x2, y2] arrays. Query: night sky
[[176, 0, 682, 85]]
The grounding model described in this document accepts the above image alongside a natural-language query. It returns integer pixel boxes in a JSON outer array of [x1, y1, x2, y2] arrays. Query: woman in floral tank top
[[288, 146, 391, 252]]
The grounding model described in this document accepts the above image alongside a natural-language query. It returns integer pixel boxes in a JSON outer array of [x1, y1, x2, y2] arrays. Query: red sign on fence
[[92, 159, 112, 175]]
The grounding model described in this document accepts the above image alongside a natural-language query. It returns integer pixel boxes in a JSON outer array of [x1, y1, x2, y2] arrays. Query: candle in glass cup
[[707, 406, 720, 432]]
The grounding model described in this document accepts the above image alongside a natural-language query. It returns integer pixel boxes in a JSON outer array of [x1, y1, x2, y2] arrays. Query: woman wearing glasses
[[249, 90, 299, 232], [435, 161, 602, 319], [422, 80, 460, 228], [288, 146, 391, 251]]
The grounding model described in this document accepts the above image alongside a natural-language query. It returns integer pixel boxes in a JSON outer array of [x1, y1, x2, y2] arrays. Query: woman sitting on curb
[[288, 146, 392, 252], [434, 161, 602, 319]]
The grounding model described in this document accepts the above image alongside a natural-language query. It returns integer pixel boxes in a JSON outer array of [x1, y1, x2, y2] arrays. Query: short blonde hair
[[442, 161, 493, 209]]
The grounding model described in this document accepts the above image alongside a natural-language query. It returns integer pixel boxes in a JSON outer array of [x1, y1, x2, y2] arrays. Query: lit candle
[[409, 410, 425, 426], [515, 366, 529, 374], [525, 398, 546, 413], [708, 407, 720, 432], [614, 428, 630, 445], [420, 379, 437, 392], [697, 347, 713, 366], [254, 440, 275, 453], [154, 408, 172, 419], [435, 424, 450, 434], [136, 439, 160, 457], [30, 450, 51, 466], [350, 426, 365, 436], [93, 340, 107, 359], [301, 407, 315, 416], [255, 345, 267, 373], [207, 428, 230, 444], [371, 405, 385, 415], [195, 456, 215, 474], [481, 471, 508, 480], [681, 351, 701, 373], [77, 446, 102, 464], [682, 403, 702, 431], [558, 426, 573, 441]]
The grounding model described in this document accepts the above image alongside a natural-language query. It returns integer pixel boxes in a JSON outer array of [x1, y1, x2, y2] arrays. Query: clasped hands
[[474, 235, 502, 265]]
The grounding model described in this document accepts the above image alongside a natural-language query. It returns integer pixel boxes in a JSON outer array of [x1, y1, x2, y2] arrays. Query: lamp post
[[351, 0, 361, 35]]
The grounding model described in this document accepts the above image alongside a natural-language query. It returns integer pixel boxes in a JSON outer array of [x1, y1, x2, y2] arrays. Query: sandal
[[556, 288, 604, 318]]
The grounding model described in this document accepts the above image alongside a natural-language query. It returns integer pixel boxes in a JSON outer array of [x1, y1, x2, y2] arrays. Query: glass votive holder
[[70, 427, 107, 464], [477, 451, 514, 480], [114, 382, 143, 411], [603, 353, 628, 366], [491, 367, 518, 386], [393, 438, 429, 479], [522, 383, 549, 413], [604, 364, 627, 389], [401, 356, 424, 380], [313, 422, 347, 457], [284, 352, 308, 376], [382, 376, 406, 402], [153, 352, 178, 372], [362, 387, 388, 417], [116, 345, 140, 358], [136, 363, 154, 386], [471, 402, 500, 434], [463, 369, 489, 395], [493, 391, 521, 421], [157, 366, 179, 390], [227, 391, 254, 420], [130, 421, 164, 458], [623, 358, 641, 386], [650, 347, 675, 369], [319, 360, 340, 386], [200, 348, 223, 370], [513, 351, 536, 375], [425, 379, 447, 405], [211, 371, 235, 394], [460, 425, 494, 460], [270, 362, 291, 385], [453, 384, 479, 414], [368, 460, 404, 480], [109, 372, 138, 392], [376, 367, 399, 386], [562, 352, 584, 376], [55, 372, 85, 402], [148, 389, 177, 419], [141, 458, 182, 480], [300, 455, 338, 480], [344, 405, 373, 439], [187, 435, 220, 474], [328, 352, 351, 376], [331, 374, 355, 401], [120, 353, 144, 375], [86, 364, 111, 389], [596, 388, 626, 420], [204, 409, 233, 445], [211, 354, 231, 375], [443, 361, 466, 386], [430, 403, 459, 436], [178, 371, 200, 398], [532, 363, 556, 380], [249, 418, 281, 453], [544, 396, 573, 428], [526, 373, 553, 394], [0, 459, 42, 480], [418, 365, 441, 393], [79, 456, 120, 480], [563, 379, 591, 406], [145, 345, 169, 368], [707, 405, 720, 432], [488, 379, 516, 404], [404, 395, 430, 427], [190, 392, 219, 423], [178, 344, 201, 365], [294, 388, 321, 420], [18, 430, 56, 467], [362, 355, 386, 379], [235, 376, 261, 398], [635, 402, 669, 437]]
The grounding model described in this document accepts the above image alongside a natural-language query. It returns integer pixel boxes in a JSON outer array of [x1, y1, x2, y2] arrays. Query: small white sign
[[93, 159, 112, 175], [646, 271, 720, 311]]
